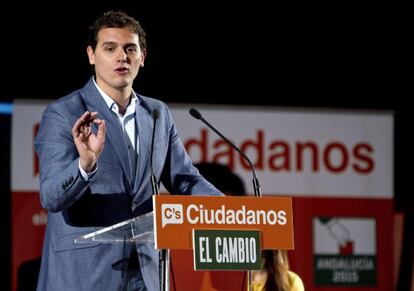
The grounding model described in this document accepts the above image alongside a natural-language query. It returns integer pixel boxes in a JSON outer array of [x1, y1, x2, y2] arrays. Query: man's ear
[[87, 46, 95, 65], [140, 48, 147, 67]]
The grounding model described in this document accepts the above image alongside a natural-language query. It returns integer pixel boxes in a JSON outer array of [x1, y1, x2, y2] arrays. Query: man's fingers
[[72, 112, 105, 145], [79, 111, 92, 124], [72, 111, 91, 135], [96, 120, 106, 142], [92, 118, 103, 125]]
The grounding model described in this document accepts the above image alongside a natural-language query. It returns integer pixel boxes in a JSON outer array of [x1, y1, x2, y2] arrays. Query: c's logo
[[161, 204, 183, 228]]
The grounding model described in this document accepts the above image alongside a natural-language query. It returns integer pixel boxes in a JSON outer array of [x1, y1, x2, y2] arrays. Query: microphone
[[189, 108, 261, 197], [150, 109, 160, 195]]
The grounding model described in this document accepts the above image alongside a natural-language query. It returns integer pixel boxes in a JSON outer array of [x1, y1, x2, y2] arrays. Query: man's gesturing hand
[[72, 111, 106, 173]]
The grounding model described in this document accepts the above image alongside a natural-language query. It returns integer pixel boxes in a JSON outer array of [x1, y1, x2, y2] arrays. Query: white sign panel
[[12, 101, 393, 198], [169, 104, 393, 198], [12, 100, 50, 192]]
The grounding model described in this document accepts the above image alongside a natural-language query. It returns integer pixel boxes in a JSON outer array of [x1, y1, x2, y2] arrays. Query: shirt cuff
[[79, 160, 98, 181]]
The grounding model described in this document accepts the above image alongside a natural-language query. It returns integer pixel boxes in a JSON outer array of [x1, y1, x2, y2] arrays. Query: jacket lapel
[[133, 104, 152, 192], [80, 78, 133, 191]]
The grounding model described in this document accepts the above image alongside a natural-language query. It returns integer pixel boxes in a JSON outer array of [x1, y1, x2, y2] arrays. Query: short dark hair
[[87, 10, 146, 51]]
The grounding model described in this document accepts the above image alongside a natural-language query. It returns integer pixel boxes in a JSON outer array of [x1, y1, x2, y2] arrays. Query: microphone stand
[[189, 108, 262, 290], [150, 109, 169, 291], [150, 109, 160, 197]]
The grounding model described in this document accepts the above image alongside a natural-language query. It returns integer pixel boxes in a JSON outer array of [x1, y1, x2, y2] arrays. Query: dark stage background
[[0, 3, 410, 290]]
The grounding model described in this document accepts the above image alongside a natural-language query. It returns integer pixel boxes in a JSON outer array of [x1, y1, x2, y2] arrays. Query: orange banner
[[153, 195, 294, 250]]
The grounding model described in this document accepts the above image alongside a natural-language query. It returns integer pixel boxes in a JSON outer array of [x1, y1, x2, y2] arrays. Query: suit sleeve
[[159, 103, 223, 196], [34, 103, 91, 212]]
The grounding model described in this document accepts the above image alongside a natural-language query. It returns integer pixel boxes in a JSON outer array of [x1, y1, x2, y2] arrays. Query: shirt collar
[[93, 78, 138, 115]]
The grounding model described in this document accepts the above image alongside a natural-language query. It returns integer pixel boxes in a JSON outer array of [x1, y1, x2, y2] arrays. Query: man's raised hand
[[72, 111, 106, 172]]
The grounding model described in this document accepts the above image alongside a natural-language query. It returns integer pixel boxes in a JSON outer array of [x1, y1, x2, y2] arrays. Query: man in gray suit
[[35, 10, 222, 291]]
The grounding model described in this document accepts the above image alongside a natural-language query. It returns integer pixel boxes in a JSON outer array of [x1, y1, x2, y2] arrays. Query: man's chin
[[113, 79, 132, 89]]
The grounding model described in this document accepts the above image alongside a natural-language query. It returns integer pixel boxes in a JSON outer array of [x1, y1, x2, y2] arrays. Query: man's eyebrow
[[101, 41, 138, 47], [124, 43, 139, 47], [101, 41, 117, 46]]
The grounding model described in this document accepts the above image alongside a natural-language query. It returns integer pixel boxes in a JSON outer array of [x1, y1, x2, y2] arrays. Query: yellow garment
[[251, 270, 304, 291]]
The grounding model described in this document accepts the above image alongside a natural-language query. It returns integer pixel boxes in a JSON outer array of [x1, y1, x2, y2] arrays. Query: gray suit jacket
[[34, 78, 221, 291]]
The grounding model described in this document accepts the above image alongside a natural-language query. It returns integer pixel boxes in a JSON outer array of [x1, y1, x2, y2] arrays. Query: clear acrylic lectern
[[74, 211, 154, 244]]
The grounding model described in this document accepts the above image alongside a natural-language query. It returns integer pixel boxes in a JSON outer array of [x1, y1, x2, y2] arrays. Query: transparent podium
[[74, 212, 154, 244], [74, 211, 169, 291], [75, 174, 169, 290]]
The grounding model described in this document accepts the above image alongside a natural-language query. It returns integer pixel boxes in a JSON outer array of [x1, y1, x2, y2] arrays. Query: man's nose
[[117, 48, 128, 62]]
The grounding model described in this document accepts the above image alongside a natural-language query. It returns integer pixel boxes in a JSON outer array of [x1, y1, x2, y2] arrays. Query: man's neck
[[107, 88, 131, 115], [95, 80, 132, 114]]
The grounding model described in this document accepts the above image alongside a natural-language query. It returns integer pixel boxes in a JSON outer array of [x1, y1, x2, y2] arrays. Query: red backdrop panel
[[12, 192, 45, 291]]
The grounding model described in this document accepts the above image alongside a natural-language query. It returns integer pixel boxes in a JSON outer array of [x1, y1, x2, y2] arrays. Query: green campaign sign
[[313, 217, 377, 287], [193, 229, 261, 270]]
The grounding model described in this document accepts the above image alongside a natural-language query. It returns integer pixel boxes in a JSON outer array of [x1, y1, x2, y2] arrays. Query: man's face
[[87, 27, 146, 93]]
